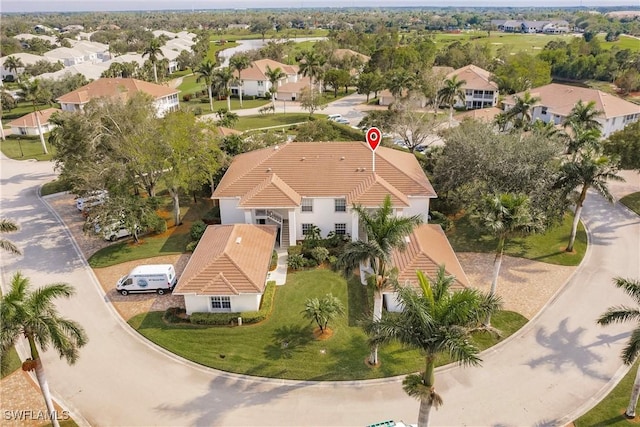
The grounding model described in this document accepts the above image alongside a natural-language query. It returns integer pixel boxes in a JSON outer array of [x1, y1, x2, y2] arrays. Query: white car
[[334, 117, 350, 125], [94, 221, 132, 241], [76, 190, 108, 212]]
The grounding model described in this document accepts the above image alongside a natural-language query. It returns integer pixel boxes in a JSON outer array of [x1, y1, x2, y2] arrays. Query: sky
[[1, 0, 638, 13]]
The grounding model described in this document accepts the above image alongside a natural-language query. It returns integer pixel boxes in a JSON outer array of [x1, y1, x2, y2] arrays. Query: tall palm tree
[[142, 38, 164, 83], [213, 67, 234, 112], [598, 277, 640, 418], [0, 218, 21, 255], [556, 149, 623, 252], [369, 267, 501, 427], [472, 193, 540, 326], [5, 55, 24, 78], [505, 91, 540, 130], [0, 272, 88, 427], [265, 65, 285, 114], [299, 50, 325, 101], [387, 69, 415, 102], [17, 78, 50, 154], [195, 59, 217, 112], [437, 75, 466, 125], [564, 100, 602, 133], [337, 195, 423, 365], [229, 54, 251, 108]]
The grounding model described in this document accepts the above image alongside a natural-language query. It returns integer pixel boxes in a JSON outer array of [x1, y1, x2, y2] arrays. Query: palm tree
[[142, 38, 164, 83], [195, 59, 217, 112], [598, 277, 640, 418], [437, 75, 466, 125], [229, 54, 251, 108], [564, 100, 602, 133], [4, 55, 24, 78], [505, 92, 540, 130], [17, 78, 50, 154], [213, 67, 234, 112], [299, 50, 325, 100], [0, 218, 21, 255], [368, 267, 501, 427], [556, 149, 624, 252], [0, 272, 88, 427], [387, 69, 415, 102], [265, 65, 285, 114], [336, 195, 423, 365], [472, 193, 540, 326], [302, 293, 345, 335]]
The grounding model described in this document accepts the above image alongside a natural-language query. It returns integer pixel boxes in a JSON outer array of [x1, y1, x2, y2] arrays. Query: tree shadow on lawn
[[264, 324, 314, 360]]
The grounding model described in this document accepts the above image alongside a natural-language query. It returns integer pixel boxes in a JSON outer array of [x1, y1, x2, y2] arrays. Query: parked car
[[94, 221, 133, 241], [334, 117, 350, 125], [327, 114, 343, 121], [116, 264, 177, 296], [76, 190, 108, 212]]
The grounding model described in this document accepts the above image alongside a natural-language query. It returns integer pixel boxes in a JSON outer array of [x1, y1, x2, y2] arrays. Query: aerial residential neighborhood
[[0, 2, 639, 427]]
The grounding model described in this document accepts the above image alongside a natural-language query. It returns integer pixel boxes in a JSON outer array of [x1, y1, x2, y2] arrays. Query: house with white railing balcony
[[447, 64, 499, 110]]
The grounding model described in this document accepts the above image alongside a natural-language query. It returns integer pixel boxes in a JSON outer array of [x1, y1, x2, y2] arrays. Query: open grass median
[[620, 192, 640, 216], [129, 269, 527, 380], [1, 137, 54, 161]]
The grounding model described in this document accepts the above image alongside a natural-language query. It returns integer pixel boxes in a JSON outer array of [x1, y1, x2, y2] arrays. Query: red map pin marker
[[366, 127, 381, 151]]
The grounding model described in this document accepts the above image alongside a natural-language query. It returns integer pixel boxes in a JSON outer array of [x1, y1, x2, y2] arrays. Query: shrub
[[310, 246, 329, 264], [190, 220, 207, 241], [304, 258, 319, 268], [182, 94, 192, 102], [203, 206, 220, 224], [270, 250, 278, 271], [186, 240, 198, 252], [288, 253, 305, 270], [193, 107, 203, 116], [164, 307, 189, 323], [190, 312, 239, 325], [328, 255, 338, 268], [288, 245, 302, 257], [429, 211, 453, 231]]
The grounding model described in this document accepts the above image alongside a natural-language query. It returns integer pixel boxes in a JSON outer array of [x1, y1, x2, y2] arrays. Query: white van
[[116, 264, 177, 296], [327, 114, 343, 121], [76, 190, 108, 212]]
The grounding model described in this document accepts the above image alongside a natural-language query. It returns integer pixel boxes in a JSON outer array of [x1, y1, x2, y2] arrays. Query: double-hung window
[[301, 198, 313, 212], [335, 198, 346, 212], [211, 296, 231, 310]]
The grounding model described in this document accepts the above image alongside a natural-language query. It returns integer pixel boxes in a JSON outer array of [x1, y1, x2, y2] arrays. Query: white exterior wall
[[384, 293, 402, 313], [219, 198, 245, 224], [10, 124, 54, 136], [182, 293, 262, 315], [403, 198, 431, 222], [154, 93, 180, 117], [297, 197, 353, 242], [60, 102, 83, 112], [183, 294, 210, 315], [233, 294, 262, 312]]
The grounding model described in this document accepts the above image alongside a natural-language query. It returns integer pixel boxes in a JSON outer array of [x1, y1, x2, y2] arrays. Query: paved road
[[1, 153, 639, 426]]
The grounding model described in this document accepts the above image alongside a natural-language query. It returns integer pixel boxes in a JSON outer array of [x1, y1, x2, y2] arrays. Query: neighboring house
[[67, 40, 111, 61], [62, 24, 85, 32], [44, 47, 90, 66], [378, 89, 427, 108], [212, 141, 437, 248], [385, 224, 470, 311], [275, 76, 311, 101], [0, 53, 57, 80], [57, 78, 180, 117], [456, 106, 503, 124], [332, 48, 370, 76], [8, 108, 61, 136], [503, 83, 640, 137], [103, 53, 146, 69], [230, 59, 299, 98], [38, 63, 109, 82], [174, 224, 277, 315], [13, 33, 57, 45], [490, 19, 570, 33], [159, 46, 181, 74], [446, 64, 499, 110]]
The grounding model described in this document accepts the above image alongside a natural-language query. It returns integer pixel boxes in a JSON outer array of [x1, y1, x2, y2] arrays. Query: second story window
[[301, 198, 313, 212], [335, 198, 346, 212]]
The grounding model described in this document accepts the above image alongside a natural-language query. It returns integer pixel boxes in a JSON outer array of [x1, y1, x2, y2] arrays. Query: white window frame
[[211, 296, 231, 310], [302, 223, 314, 235], [335, 223, 346, 235], [335, 198, 346, 212], [301, 198, 313, 212]]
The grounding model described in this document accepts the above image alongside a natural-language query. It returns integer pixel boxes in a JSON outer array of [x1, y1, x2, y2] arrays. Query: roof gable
[[448, 65, 498, 91], [239, 173, 302, 208], [8, 108, 61, 128], [56, 78, 178, 104]]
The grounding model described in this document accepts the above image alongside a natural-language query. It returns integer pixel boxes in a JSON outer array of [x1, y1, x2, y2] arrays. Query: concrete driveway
[[1, 153, 639, 426]]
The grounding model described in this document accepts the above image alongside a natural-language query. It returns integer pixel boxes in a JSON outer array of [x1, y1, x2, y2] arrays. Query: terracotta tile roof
[[392, 224, 469, 290], [333, 49, 370, 63], [447, 64, 498, 91], [213, 141, 436, 208], [239, 173, 301, 208], [277, 76, 311, 93], [56, 78, 178, 104], [217, 126, 242, 136], [457, 106, 503, 123], [235, 59, 298, 81], [174, 224, 277, 296], [8, 108, 61, 128], [505, 83, 640, 119]]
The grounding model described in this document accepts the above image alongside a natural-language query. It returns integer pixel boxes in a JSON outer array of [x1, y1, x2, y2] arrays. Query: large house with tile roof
[[502, 83, 640, 137], [174, 224, 277, 314], [56, 78, 179, 117], [8, 108, 61, 136], [230, 59, 300, 98], [446, 64, 499, 110]]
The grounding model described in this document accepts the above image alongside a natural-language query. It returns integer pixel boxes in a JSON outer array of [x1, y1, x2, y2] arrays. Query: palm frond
[[597, 307, 640, 326], [622, 327, 640, 365], [614, 277, 640, 305]]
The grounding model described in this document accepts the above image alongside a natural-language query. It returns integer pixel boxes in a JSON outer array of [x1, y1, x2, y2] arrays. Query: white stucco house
[[502, 83, 640, 138], [230, 59, 299, 98], [446, 64, 499, 110], [7, 108, 61, 136], [174, 224, 277, 315], [0, 53, 57, 80], [56, 78, 179, 117]]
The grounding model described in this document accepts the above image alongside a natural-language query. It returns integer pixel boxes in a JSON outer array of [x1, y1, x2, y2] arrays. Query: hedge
[[190, 280, 277, 326]]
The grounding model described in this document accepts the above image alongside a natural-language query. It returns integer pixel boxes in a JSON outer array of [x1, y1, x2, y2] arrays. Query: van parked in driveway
[[76, 190, 108, 212], [116, 264, 177, 296]]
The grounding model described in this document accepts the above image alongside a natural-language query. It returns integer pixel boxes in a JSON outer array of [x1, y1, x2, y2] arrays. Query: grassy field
[[620, 192, 640, 216], [0, 346, 21, 379], [130, 268, 527, 380], [234, 113, 312, 131], [597, 34, 640, 52], [206, 41, 239, 62], [446, 212, 587, 266], [209, 29, 329, 42], [0, 137, 55, 161], [180, 96, 270, 115], [41, 178, 71, 196], [574, 361, 639, 427]]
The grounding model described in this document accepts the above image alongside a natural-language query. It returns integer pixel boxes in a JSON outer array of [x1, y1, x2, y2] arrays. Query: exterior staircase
[[280, 219, 289, 249]]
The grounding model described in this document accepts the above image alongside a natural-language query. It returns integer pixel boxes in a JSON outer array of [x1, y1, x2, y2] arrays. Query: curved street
[[0, 153, 639, 426]]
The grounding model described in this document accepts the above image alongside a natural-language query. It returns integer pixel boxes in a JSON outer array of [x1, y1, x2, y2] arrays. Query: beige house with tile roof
[[213, 141, 437, 248], [8, 108, 61, 136], [174, 224, 277, 314], [447, 64, 499, 110], [230, 59, 299, 98], [56, 78, 179, 117], [503, 83, 640, 137]]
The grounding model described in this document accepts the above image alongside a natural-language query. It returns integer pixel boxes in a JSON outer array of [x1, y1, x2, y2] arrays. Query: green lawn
[[446, 212, 587, 266], [0, 137, 55, 161], [181, 97, 270, 115], [41, 178, 71, 196], [209, 29, 328, 42], [176, 74, 200, 95], [574, 361, 639, 427], [234, 113, 311, 131], [620, 192, 640, 216], [2, 102, 60, 123], [129, 269, 527, 380], [0, 346, 21, 379], [597, 34, 640, 52]]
